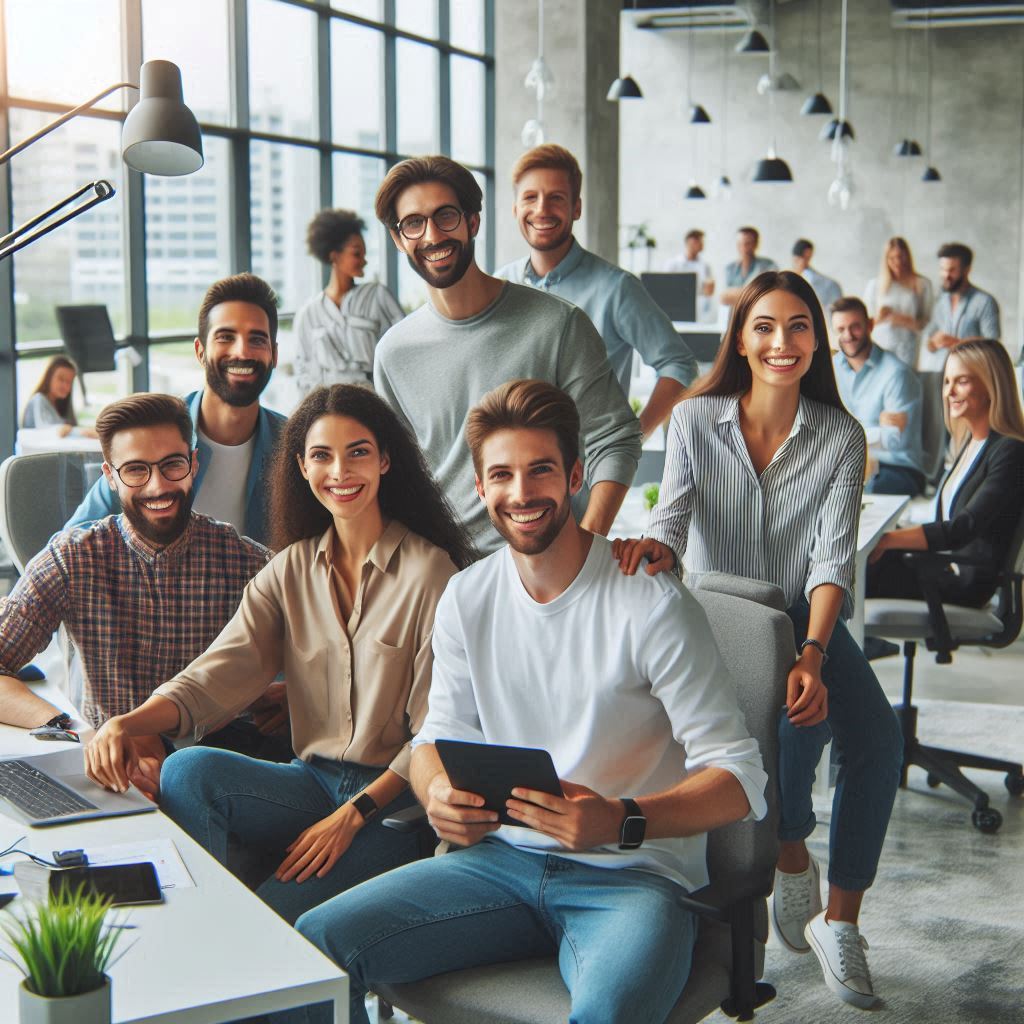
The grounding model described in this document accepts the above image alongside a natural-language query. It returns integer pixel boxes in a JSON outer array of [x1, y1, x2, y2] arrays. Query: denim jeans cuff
[[827, 868, 875, 892], [777, 815, 817, 844]]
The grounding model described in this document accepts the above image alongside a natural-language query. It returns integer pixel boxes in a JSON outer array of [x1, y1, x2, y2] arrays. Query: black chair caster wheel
[[1005, 772, 1024, 797], [971, 807, 1002, 833], [926, 773, 941, 789]]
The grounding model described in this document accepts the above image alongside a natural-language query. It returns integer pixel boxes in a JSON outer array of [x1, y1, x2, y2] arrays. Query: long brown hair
[[687, 270, 845, 410], [31, 355, 79, 424], [269, 385, 476, 567], [944, 339, 1024, 446]]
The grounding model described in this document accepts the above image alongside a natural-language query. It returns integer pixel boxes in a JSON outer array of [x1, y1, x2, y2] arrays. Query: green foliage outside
[[0, 884, 129, 997], [643, 484, 660, 511]]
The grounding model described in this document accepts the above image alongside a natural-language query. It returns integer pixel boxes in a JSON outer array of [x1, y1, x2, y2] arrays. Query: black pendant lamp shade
[[607, 75, 643, 100], [736, 29, 770, 54], [753, 154, 793, 183], [801, 92, 833, 116], [685, 183, 707, 199], [820, 118, 854, 142], [922, 166, 941, 182], [894, 139, 923, 157], [689, 104, 711, 124]]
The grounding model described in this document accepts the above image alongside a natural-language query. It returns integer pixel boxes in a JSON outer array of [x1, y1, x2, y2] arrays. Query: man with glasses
[[372, 155, 641, 554], [0, 394, 270, 797], [66, 273, 286, 547]]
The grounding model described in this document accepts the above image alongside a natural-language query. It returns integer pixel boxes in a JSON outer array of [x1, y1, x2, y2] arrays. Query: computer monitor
[[55, 305, 117, 374], [640, 272, 697, 323]]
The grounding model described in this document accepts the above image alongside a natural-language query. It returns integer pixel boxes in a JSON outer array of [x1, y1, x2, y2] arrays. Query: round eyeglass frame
[[112, 453, 194, 488], [393, 205, 464, 240]]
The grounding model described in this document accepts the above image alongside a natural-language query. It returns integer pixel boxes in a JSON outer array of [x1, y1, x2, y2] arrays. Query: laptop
[[0, 748, 156, 827]]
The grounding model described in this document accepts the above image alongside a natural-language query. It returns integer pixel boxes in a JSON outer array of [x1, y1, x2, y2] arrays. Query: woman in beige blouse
[[85, 384, 474, 924]]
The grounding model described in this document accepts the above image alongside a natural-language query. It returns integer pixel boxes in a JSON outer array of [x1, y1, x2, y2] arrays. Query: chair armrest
[[901, 552, 957, 661], [382, 804, 429, 833]]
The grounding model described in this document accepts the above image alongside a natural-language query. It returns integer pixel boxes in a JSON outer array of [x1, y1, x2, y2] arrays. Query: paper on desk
[[84, 838, 195, 890]]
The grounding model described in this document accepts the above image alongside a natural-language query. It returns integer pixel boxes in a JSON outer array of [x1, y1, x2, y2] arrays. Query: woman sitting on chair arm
[[868, 338, 1024, 606], [85, 384, 474, 924]]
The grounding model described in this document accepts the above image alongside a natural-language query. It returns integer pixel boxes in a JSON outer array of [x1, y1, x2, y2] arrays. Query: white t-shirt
[[191, 427, 255, 536], [416, 534, 768, 891]]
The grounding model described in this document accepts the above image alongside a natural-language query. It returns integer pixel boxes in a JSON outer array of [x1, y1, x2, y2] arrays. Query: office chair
[[0, 452, 103, 574], [864, 509, 1024, 833], [916, 370, 947, 487], [378, 572, 794, 1024]]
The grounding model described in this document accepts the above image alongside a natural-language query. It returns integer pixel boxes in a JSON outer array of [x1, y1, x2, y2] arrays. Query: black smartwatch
[[618, 797, 646, 850], [351, 792, 379, 822], [45, 712, 73, 731]]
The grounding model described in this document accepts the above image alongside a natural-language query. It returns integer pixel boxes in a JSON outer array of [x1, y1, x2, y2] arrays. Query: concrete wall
[[493, 0, 620, 268], [616, 0, 1024, 357]]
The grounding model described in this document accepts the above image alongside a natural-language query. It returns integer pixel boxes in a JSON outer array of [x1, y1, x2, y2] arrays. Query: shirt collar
[[117, 511, 196, 564], [523, 237, 584, 286], [315, 519, 410, 575], [716, 392, 814, 435]]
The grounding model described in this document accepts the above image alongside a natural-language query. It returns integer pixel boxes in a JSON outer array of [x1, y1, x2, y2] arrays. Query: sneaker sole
[[805, 926, 877, 1010], [769, 898, 811, 954]]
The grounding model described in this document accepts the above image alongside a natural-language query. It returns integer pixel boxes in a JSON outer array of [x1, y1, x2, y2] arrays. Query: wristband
[[351, 792, 379, 822], [799, 638, 829, 664]]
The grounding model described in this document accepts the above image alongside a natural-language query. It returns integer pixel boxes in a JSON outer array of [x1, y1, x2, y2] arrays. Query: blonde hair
[[878, 236, 920, 295], [944, 339, 1024, 446]]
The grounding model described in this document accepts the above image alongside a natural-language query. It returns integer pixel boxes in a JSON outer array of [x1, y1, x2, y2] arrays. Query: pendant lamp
[[801, 0, 833, 115], [608, 1, 643, 100]]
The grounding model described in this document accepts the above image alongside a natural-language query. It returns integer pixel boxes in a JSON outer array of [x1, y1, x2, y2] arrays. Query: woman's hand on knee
[[276, 804, 363, 883]]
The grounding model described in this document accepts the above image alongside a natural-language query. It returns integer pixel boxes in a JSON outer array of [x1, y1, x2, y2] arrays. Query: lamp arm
[[0, 82, 138, 165], [0, 181, 116, 261]]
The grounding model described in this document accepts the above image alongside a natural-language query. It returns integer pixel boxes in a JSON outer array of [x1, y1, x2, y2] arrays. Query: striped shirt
[[0, 513, 270, 727], [647, 393, 866, 614]]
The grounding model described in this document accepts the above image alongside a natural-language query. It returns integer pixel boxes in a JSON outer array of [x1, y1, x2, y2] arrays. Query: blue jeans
[[280, 838, 697, 1024], [160, 748, 420, 925], [779, 602, 903, 891]]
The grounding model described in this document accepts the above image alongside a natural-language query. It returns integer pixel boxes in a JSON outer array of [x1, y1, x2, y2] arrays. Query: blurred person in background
[[21, 355, 97, 438], [864, 237, 933, 368]]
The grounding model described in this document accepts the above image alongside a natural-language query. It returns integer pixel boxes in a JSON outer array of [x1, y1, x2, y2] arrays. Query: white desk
[[15, 428, 102, 455], [851, 494, 910, 647], [0, 713, 348, 1023]]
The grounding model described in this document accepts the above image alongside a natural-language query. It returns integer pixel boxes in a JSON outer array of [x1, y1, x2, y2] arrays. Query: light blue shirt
[[802, 267, 842, 313], [495, 239, 698, 399], [64, 389, 286, 546], [920, 284, 1001, 371], [833, 343, 925, 475], [724, 256, 777, 290]]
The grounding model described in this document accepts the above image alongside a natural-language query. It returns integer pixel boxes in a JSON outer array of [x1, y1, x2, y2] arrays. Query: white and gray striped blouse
[[647, 393, 866, 613]]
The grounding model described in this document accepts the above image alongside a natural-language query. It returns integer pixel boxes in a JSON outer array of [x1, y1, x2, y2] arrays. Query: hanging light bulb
[[827, 169, 854, 210], [524, 56, 556, 101], [521, 119, 545, 147], [823, 0, 854, 201]]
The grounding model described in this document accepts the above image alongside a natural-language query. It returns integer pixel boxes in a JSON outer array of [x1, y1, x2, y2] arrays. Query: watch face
[[620, 815, 646, 848]]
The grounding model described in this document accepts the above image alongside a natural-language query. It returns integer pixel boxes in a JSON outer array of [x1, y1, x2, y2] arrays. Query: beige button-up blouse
[[153, 520, 458, 778]]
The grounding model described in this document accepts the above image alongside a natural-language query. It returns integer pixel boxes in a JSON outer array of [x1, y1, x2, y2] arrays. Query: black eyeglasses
[[112, 453, 193, 488], [393, 205, 464, 241]]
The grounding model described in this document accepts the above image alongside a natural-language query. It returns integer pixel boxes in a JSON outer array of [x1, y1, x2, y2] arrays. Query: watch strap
[[45, 712, 73, 731], [799, 638, 829, 663], [618, 797, 646, 850], [351, 792, 379, 822]]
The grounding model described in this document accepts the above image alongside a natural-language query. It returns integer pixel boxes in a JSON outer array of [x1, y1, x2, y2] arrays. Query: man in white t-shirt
[[285, 379, 767, 1024], [666, 228, 716, 322]]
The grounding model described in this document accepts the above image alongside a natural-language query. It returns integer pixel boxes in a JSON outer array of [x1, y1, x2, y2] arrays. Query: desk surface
[[0, 706, 347, 1024]]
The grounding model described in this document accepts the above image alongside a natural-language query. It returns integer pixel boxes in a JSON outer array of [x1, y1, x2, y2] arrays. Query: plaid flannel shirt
[[0, 513, 270, 727]]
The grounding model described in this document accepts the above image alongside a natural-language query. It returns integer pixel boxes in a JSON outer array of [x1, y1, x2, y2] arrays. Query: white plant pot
[[18, 976, 111, 1024]]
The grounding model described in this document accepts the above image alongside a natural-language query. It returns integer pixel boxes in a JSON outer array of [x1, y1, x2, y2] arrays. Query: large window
[[1, 0, 494, 453]]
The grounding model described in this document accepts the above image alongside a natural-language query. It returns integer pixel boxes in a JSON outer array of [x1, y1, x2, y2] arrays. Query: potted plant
[[1, 884, 128, 1024]]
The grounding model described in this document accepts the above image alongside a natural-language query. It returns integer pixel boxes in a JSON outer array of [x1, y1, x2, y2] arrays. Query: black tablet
[[435, 739, 563, 827], [50, 861, 163, 907]]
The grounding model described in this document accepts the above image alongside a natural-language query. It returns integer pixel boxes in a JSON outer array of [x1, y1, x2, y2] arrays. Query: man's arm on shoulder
[[0, 541, 74, 726], [65, 475, 119, 531], [557, 308, 641, 532]]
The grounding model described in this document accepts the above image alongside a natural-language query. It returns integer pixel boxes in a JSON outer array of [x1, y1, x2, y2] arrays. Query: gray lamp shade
[[607, 75, 643, 100], [736, 29, 770, 54], [894, 139, 923, 157], [753, 155, 793, 183], [685, 184, 707, 199], [121, 60, 204, 176], [820, 118, 854, 142], [801, 92, 833, 116], [922, 166, 942, 182], [689, 104, 711, 124]]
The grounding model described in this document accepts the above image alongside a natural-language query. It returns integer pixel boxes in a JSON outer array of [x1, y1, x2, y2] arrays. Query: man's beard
[[840, 336, 870, 361], [407, 237, 475, 290], [489, 494, 572, 556], [942, 274, 964, 293], [526, 220, 572, 254], [204, 356, 272, 408], [123, 486, 196, 546]]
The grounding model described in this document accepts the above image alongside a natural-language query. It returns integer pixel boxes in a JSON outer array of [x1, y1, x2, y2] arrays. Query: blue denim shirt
[[64, 390, 287, 546], [495, 239, 698, 398], [833, 344, 925, 474]]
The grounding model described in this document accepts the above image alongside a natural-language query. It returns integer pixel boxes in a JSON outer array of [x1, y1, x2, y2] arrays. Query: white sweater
[[416, 535, 768, 892]]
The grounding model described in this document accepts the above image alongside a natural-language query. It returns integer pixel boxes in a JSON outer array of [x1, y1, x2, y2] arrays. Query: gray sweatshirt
[[374, 281, 642, 552]]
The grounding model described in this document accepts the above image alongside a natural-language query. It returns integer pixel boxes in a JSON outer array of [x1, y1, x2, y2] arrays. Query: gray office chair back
[[377, 573, 793, 1024], [917, 370, 947, 485], [0, 453, 104, 574]]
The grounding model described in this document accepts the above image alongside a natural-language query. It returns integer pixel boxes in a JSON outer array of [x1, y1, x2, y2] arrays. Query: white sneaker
[[805, 911, 877, 1010], [770, 856, 822, 952]]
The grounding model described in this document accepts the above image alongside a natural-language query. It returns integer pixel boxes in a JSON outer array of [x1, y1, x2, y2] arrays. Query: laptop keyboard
[[0, 760, 96, 820]]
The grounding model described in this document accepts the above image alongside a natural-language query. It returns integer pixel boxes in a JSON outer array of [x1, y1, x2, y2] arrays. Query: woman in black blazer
[[869, 338, 1024, 606]]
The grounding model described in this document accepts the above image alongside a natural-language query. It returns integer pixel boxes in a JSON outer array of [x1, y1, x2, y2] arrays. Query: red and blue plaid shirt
[[0, 514, 270, 727]]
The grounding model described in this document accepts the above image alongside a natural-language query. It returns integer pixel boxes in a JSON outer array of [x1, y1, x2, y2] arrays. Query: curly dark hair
[[269, 385, 476, 568], [306, 209, 366, 265]]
